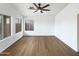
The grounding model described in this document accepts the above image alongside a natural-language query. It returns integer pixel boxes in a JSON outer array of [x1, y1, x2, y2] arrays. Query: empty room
[[0, 3, 79, 56]]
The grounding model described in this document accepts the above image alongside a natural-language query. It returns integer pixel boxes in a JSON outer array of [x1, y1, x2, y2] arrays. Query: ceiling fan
[[28, 3, 50, 13]]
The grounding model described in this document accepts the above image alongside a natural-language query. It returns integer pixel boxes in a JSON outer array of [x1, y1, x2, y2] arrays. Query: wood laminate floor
[[1, 36, 79, 56]]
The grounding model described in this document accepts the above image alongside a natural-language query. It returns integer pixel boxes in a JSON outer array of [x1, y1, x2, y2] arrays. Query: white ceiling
[[11, 3, 69, 17]]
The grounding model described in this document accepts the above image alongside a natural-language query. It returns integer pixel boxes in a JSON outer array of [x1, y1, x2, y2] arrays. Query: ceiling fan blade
[[33, 9, 39, 13], [38, 3, 41, 7], [40, 10, 43, 13], [42, 4, 50, 8], [28, 7, 36, 10], [33, 3, 38, 8], [42, 9, 50, 11]]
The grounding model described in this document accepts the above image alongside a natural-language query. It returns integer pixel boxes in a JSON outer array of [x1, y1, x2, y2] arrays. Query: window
[[15, 18, 22, 33], [0, 14, 11, 40], [25, 20, 34, 31], [0, 15, 2, 40], [3, 15, 11, 38]]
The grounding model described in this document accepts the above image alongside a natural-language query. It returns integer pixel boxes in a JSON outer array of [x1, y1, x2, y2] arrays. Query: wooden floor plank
[[1, 36, 79, 56]]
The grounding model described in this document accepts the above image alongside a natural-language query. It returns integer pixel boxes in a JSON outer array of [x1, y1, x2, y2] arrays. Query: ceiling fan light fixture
[[28, 3, 50, 13]]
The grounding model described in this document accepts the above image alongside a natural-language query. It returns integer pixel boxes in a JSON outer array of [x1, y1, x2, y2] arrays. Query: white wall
[[0, 3, 23, 53], [55, 3, 79, 51], [24, 15, 55, 36]]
